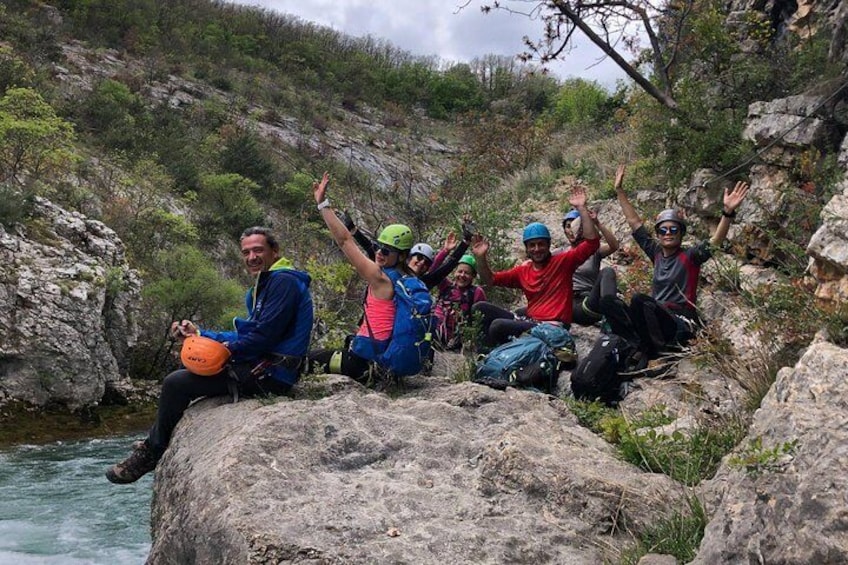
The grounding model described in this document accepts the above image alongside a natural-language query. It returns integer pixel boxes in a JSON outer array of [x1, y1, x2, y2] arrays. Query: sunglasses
[[376, 244, 398, 256], [411, 253, 432, 264], [656, 225, 681, 235]]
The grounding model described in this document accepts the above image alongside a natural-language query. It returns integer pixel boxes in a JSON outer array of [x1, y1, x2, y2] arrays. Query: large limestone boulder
[[693, 341, 848, 564], [148, 377, 685, 564], [0, 197, 139, 410], [807, 139, 848, 306]]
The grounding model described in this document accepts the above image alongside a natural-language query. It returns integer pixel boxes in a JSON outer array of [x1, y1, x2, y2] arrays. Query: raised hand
[[461, 214, 477, 242], [568, 185, 588, 209], [614, 164, 627, 194], [471, 234, 489, 257], [723, 181, 749, 213], [313, 171, 330, 204], [444, 231, 458, 251]]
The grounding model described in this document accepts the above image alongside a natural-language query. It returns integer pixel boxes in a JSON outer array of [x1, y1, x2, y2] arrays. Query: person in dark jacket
[[106, 226, 314, 484], [600, 164, 749, 358]]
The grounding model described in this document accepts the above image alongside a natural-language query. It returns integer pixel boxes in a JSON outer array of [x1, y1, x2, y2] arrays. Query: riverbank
[[0, 400, 158, 449]]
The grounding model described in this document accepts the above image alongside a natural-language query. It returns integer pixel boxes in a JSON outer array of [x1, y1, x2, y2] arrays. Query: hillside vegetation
[[0, 0, 843, 381]]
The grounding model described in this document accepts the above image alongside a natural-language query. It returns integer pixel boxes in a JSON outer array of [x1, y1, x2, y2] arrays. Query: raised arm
[[588, 209, 620, 258], [471, 235, 494, 287], [613, 164, 643, 232], [339, 209, 377, 261], [569, 186, 598, 241], [314, 172, 392, 298], [710, 181, 749, 248]]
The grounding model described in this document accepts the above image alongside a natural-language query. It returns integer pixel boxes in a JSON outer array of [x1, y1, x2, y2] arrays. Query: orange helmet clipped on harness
[[180, 336, 231, 376]]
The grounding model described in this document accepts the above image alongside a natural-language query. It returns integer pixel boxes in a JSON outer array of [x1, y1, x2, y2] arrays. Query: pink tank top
[[356, 285, 396, 340]]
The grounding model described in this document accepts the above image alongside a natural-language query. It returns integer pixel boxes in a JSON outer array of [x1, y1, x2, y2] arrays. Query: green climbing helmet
[[377, 224, 414, 251], [458, 254, 477, 272]]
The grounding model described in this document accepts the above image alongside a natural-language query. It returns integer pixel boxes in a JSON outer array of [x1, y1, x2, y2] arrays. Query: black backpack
[[570, 334, 641, 405]]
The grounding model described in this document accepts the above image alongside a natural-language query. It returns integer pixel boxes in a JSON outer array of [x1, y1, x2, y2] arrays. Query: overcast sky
[[229, 0, 628, 89]]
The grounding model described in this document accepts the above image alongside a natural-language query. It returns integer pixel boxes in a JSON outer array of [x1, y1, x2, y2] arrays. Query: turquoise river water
[[0, 436, 152, 564]]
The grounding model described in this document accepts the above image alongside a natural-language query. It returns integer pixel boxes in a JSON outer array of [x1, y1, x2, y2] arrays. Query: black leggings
[[307, 348, 380, 384], [599, 293, 698, 358], [471, 302, 537, 347], [573, 267, 618, 326], [147, 364, 291, 457]]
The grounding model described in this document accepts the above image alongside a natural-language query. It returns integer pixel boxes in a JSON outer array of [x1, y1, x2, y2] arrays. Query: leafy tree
[[0, 46, 34, 94], [219, 126, 278, 195], [427, 64, 487, 118], [133, 244, 243, 378], [75, 79, 150, 153], [193, 172, 264, 240], [0, 87, 75, 185], [551, 78, 610, 127]]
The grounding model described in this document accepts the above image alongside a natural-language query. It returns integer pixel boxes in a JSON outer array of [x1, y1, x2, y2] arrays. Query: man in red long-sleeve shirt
[[470, 185, 600, 347]]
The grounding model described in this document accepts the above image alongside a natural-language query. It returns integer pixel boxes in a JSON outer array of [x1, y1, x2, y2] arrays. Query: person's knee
[[631, 293, 652, 308], [599, 294, 622, 313], [160, 369, 190, 395]]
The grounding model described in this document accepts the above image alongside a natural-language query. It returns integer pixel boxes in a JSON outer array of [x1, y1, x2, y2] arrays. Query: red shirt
[[492, 238, 599, 324]]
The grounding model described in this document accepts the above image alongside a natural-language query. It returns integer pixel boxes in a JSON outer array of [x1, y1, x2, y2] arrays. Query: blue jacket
[[200, 258, 314, 385]]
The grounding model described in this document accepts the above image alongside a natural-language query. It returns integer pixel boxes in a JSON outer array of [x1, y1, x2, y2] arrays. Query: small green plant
[[564, 398, 618, 432], [729, 436, 798, 476], [822, 302, 848, 347], [296, 369, 332, 401], [618, 496, 708, 564], [452, 354, 478, 384], [570, 404, 746, 486]]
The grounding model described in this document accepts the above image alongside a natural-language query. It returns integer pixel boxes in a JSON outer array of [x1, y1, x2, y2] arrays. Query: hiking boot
[[106, 440, 158, 484]]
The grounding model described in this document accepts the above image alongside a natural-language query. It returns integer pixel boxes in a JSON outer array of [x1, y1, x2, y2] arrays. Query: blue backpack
[[352, 269, 433, 377], [474, 324, 576, 393]]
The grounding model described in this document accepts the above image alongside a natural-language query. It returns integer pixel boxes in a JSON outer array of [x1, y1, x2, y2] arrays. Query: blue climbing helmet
[[563, 209, 581, 223], [522, 222, 551, 243]]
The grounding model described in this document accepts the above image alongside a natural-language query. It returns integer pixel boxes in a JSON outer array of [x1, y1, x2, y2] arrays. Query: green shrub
[[619, 496, 708, 564], [194, 173, 264, 240], [569, 401, 745, 486], [729, 436, 798, 476], [0, 182, 34, 226], [131, 244, 243, 378], [0, 87, 76, 184], [550, 78, 610, 128]]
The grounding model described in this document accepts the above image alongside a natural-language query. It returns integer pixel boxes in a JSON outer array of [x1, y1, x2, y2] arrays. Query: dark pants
[[147, 364, 292, 457], [572, 267, 618, 326], [307, 348, 375, 383], [471, 302, 538, 347], [599, 293, 699, 358]]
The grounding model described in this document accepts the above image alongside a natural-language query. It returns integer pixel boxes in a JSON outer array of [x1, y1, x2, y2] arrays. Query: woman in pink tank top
[[307, 172, 417, 384]]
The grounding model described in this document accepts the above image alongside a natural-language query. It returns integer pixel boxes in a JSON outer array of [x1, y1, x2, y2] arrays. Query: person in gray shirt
[[600, 164, 749, 358], [556, 207, 619, 326]]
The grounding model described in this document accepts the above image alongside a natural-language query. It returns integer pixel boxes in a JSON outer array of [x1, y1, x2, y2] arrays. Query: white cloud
[[230, 0, 627, 88]]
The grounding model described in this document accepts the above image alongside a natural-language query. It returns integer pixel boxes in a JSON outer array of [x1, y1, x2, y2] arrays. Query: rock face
[[693, 341, 848, 564], [148, 377, 685, 564], [0, 197, 139, 410], [806, 139, 848, 307]]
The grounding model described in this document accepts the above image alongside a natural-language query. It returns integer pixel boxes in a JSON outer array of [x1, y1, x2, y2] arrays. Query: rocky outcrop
[[148, 376, 686, 564], [806, 139, 848, 307], [149, 335, 848, 564], [693, 340, 848, 564], [0, 197, 139, 410]]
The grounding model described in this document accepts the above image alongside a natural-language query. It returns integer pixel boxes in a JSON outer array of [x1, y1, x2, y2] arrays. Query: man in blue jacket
[[106, 226, 314, 484]]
